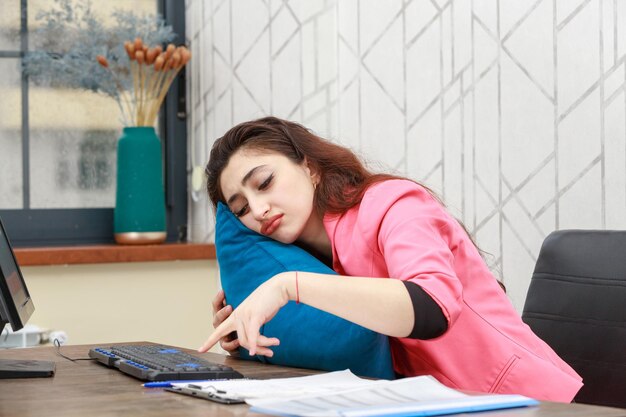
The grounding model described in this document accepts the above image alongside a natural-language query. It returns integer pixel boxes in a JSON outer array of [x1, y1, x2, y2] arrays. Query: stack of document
[[170, 370, 538, 417]]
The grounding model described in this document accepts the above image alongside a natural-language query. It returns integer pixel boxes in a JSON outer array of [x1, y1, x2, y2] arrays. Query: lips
[[260, 214, 283, 236]]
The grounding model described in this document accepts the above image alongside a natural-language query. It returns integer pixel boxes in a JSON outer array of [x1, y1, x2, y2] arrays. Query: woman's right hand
[[212, 289, 240, 355]]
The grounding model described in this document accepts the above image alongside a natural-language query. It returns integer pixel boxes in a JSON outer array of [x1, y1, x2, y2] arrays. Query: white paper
[[246, 374, 537, 417]]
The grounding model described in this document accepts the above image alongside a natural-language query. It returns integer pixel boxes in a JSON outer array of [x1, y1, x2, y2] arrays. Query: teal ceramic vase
[[114, 127, 166, 244]]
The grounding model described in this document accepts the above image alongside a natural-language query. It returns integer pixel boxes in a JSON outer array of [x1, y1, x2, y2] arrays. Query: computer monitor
[[0, 216, 55, 378]]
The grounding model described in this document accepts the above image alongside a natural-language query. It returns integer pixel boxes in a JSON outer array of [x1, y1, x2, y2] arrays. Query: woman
[[199, 116, 582, 402]]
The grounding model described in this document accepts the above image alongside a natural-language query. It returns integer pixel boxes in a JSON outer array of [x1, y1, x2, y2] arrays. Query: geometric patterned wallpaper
[[185, 0, 626, 311]]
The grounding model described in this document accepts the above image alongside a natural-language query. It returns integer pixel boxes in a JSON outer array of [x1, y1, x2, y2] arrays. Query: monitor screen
[[0, 217, 34, 332]]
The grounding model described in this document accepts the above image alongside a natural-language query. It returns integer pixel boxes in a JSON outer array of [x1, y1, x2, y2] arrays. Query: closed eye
[[234, 204, 248, 218], [259, 174, 273, 190]]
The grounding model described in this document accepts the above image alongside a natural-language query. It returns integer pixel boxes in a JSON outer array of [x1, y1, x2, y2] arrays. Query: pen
[[143, 380, 207, 388]]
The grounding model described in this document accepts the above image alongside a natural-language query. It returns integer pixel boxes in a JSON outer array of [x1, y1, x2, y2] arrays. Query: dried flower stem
[[97, 54, 131, 126]]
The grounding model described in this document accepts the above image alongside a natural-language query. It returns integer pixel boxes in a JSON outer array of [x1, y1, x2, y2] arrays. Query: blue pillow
[[215, 202, 394, 379]]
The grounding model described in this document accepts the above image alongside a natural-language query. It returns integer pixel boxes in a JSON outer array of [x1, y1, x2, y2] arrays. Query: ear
[[302, 157, 320, 184]]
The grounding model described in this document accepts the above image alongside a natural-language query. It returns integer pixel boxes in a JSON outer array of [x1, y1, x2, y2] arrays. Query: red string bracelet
[[295, 271, 300, 304]]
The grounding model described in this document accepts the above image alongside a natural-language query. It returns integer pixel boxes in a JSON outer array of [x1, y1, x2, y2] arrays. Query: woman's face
[[219, 148, 321, 245]]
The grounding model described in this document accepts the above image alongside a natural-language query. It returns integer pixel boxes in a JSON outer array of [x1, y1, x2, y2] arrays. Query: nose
[[248, 198, 270, 221]]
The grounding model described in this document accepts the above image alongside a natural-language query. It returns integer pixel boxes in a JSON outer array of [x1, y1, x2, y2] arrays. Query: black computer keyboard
[[89, 344, 244, 381]]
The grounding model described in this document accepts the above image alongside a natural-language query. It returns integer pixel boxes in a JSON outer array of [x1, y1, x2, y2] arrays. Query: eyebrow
[[226, 165, 268, 206]]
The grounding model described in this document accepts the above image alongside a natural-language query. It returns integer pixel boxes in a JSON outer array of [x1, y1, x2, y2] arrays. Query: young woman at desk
[[199, 117, 582, 402]]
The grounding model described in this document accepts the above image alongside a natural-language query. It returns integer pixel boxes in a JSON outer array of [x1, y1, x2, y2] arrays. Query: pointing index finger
[[198, 315, 234, 353]]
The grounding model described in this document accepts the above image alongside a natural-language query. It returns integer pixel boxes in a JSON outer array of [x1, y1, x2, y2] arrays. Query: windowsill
[[13, 242, 216, 266]]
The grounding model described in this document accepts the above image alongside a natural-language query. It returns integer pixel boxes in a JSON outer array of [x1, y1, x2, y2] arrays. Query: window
[[0, 0, 187, 247]]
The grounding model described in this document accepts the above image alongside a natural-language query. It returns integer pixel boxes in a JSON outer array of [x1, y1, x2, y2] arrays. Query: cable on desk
[[54, 338, 96, 362]]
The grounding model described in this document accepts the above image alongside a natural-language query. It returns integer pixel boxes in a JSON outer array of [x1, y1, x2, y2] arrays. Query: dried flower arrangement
[[22, 0, 183, 127], [96, 38, 191, 127]]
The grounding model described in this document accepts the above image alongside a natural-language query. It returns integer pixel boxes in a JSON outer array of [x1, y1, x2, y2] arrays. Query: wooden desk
[[1, 342, 625, 417]]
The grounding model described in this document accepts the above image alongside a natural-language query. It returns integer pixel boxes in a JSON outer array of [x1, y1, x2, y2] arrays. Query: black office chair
[[522, 230, 626, 408]]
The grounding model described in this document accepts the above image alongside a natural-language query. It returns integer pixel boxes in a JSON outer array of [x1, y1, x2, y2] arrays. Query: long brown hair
[[206, 116, 401, 214]]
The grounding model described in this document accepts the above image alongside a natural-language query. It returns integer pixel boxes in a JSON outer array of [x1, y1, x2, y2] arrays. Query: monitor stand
[[0, 359, 55, 379]]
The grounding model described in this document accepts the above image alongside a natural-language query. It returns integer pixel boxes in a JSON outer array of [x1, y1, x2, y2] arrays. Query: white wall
[[185, 0, 626, 311], [22, 260, 219, 350]]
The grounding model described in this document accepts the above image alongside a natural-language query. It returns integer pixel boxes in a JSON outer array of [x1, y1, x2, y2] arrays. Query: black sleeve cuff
[[402, 280, 448, 339]]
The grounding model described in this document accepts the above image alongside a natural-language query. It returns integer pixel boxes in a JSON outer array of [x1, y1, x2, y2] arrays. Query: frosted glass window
[[28, 84, 120, 208], [0, 0, 186, 247], [0, 59, 22, 209], [0, 2, 20, 50], [30, 128, 117, 209]]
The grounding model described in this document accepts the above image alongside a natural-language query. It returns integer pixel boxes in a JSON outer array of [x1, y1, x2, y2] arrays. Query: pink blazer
[[323, 180, 582, 402]]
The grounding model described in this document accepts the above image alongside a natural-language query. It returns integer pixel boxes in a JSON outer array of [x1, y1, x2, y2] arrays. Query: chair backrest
[[522, 230, 626, 408]]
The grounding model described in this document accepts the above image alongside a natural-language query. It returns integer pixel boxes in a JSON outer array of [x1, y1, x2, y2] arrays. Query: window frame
[[0, 0, 188, 247]]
